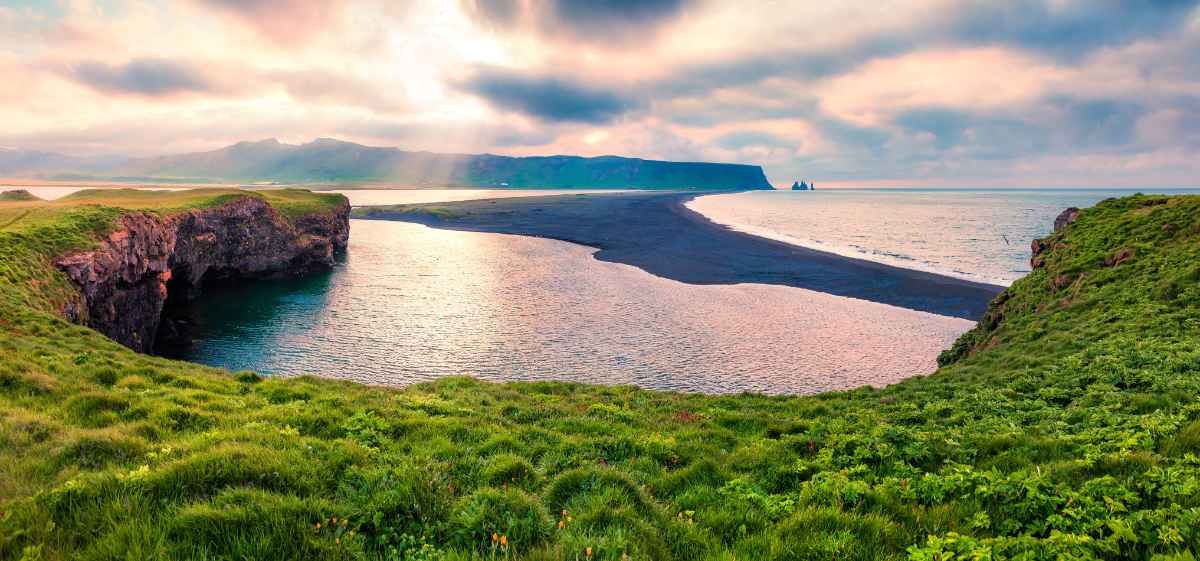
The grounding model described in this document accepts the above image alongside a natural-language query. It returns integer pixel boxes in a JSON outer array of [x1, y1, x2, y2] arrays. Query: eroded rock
[[54, 196, 349, 352]]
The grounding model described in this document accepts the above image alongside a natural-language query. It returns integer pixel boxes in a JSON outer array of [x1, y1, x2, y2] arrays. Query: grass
[[0, 192, 1198, 560], [0, 188, 346, 316], [352, 205, 461, 220], [0, 191, 40, 203]]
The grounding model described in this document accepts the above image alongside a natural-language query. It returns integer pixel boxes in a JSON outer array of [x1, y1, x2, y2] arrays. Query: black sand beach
[[354, 191, 1004, 320]]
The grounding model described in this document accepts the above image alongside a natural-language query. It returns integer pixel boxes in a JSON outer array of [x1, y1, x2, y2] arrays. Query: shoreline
[[684, 194, 1018, 287], [354, 191, 1004, 320]]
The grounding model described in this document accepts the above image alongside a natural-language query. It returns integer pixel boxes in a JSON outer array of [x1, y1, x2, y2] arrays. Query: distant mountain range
[[1, 138, 773, 190]]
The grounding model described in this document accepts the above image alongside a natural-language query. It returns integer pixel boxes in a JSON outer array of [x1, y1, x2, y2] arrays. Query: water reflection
[[179, 220, 974, 395]]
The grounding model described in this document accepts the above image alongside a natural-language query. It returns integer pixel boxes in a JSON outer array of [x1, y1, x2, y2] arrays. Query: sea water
[[171, 219, 971, 395], [689, 188, 1200, 286]]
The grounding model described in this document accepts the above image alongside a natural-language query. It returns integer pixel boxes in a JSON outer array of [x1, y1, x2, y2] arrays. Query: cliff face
[[108, 138, 775, 189], [54, 196, 350, 352]]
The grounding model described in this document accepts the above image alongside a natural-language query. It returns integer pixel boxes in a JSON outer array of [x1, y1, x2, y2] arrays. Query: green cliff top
[[0, 190, 40, 202], [0, 193, 1197, 560], [0, 188, 347, 315]]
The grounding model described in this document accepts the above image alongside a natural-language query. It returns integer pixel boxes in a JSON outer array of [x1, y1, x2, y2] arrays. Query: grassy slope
[[0, 191, 41, 203], [0, 193, 1197, 561]]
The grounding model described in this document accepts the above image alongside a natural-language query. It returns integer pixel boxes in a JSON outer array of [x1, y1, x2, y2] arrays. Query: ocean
[[165, 218, 970, 395], [689, 188, 1200, 286]]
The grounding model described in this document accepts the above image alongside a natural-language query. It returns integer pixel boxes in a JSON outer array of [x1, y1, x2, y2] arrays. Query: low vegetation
[[352, 205, 461, 220], [1, 191, 1198, 560], [0, 191, 41, 203]]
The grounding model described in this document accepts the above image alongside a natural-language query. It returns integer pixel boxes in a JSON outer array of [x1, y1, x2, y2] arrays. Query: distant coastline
[[1, 138, 774, 190]]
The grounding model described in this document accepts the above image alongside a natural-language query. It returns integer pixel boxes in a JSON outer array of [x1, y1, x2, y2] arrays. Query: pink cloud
[[193, 0, 346, 45]]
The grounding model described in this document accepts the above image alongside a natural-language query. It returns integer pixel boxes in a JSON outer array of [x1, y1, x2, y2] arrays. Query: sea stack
[[791, 180, 810, 191]]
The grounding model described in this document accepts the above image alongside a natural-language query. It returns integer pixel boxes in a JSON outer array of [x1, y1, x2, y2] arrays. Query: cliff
[[939, 195, 1198, 366], [15, 138, 775, 190], [52, 194, 349, 352]]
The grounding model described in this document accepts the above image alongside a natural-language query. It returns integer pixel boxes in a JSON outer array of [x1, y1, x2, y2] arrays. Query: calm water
[[689, 189, 1200, 285], [175, 219, 971, 395]]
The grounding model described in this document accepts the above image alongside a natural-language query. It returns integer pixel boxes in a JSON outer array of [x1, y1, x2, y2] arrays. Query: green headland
[[0, 190, 1197, 560]]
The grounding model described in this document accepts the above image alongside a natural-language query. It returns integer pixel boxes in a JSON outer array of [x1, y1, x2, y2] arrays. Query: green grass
[[1, 192, 1198, 560], [352, 205, 461, 220], [0, 188, 346, 316], [0, 191, 40, 202]]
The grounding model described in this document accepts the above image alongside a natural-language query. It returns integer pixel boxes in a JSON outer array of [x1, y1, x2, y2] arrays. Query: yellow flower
[[557, 520, 565, 529], [586, 547, 593, 557], [315, 523, 321, 530], [492, 532, 499, 543], [500, 535, 508, 546]]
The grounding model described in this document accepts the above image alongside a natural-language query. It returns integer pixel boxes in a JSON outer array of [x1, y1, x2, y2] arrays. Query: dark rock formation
[[55, 196, 349, 352], [1053, 207, 1080, 232], [1031, 207, 1081, 269]]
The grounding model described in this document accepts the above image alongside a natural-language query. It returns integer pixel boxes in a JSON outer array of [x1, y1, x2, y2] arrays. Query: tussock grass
[[0, 192, 1198, 560]]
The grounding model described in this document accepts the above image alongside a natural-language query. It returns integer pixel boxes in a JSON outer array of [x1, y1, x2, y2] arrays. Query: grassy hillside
[[0, 192, 1197, 560], [0, 191, 41, 203]]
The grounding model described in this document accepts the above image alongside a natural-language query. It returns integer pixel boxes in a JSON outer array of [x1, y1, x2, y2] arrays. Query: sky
[[1, 0, 1199, 187]]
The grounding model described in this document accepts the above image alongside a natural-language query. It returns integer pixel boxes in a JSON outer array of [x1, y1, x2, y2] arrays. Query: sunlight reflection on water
[[180, 220, 973, 395]]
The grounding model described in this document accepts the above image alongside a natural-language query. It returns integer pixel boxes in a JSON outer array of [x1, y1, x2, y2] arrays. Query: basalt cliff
[[53, 196, 349, 353]]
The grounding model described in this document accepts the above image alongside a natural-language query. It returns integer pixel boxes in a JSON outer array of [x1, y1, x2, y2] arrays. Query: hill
[[0, 190, 40, 202], [4, 139, 775, 190], [0, 191, 1197, 560], [0, 149, 125, 177]]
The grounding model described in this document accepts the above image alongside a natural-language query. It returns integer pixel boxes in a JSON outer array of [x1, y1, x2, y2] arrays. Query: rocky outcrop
[[1053, 207, 1080, 232], [1031, 207, 1080, 269], [55, 196, 349, 352]]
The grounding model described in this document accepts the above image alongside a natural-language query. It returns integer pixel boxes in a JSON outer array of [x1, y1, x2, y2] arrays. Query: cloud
[[4, 0, 1200, 186], [713, 130, 795, 150], [652, 1, 1200, 99], [461, 0, 695, 44], [1046, 96, 1145, 150], [894, 109, 972, 150], [459, 67, 640, 123], [69, 58, 214, 96], [193, 0, 345, 44], [891, 96, 1148, 162], [945, 0, 1199, 60], [460, 0, 521, 29], [275, 70, 409, 113]]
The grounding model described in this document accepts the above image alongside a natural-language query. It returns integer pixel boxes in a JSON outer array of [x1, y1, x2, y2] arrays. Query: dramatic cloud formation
[[2, 0, 1199, 186], [460, 67, 639, 123]]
